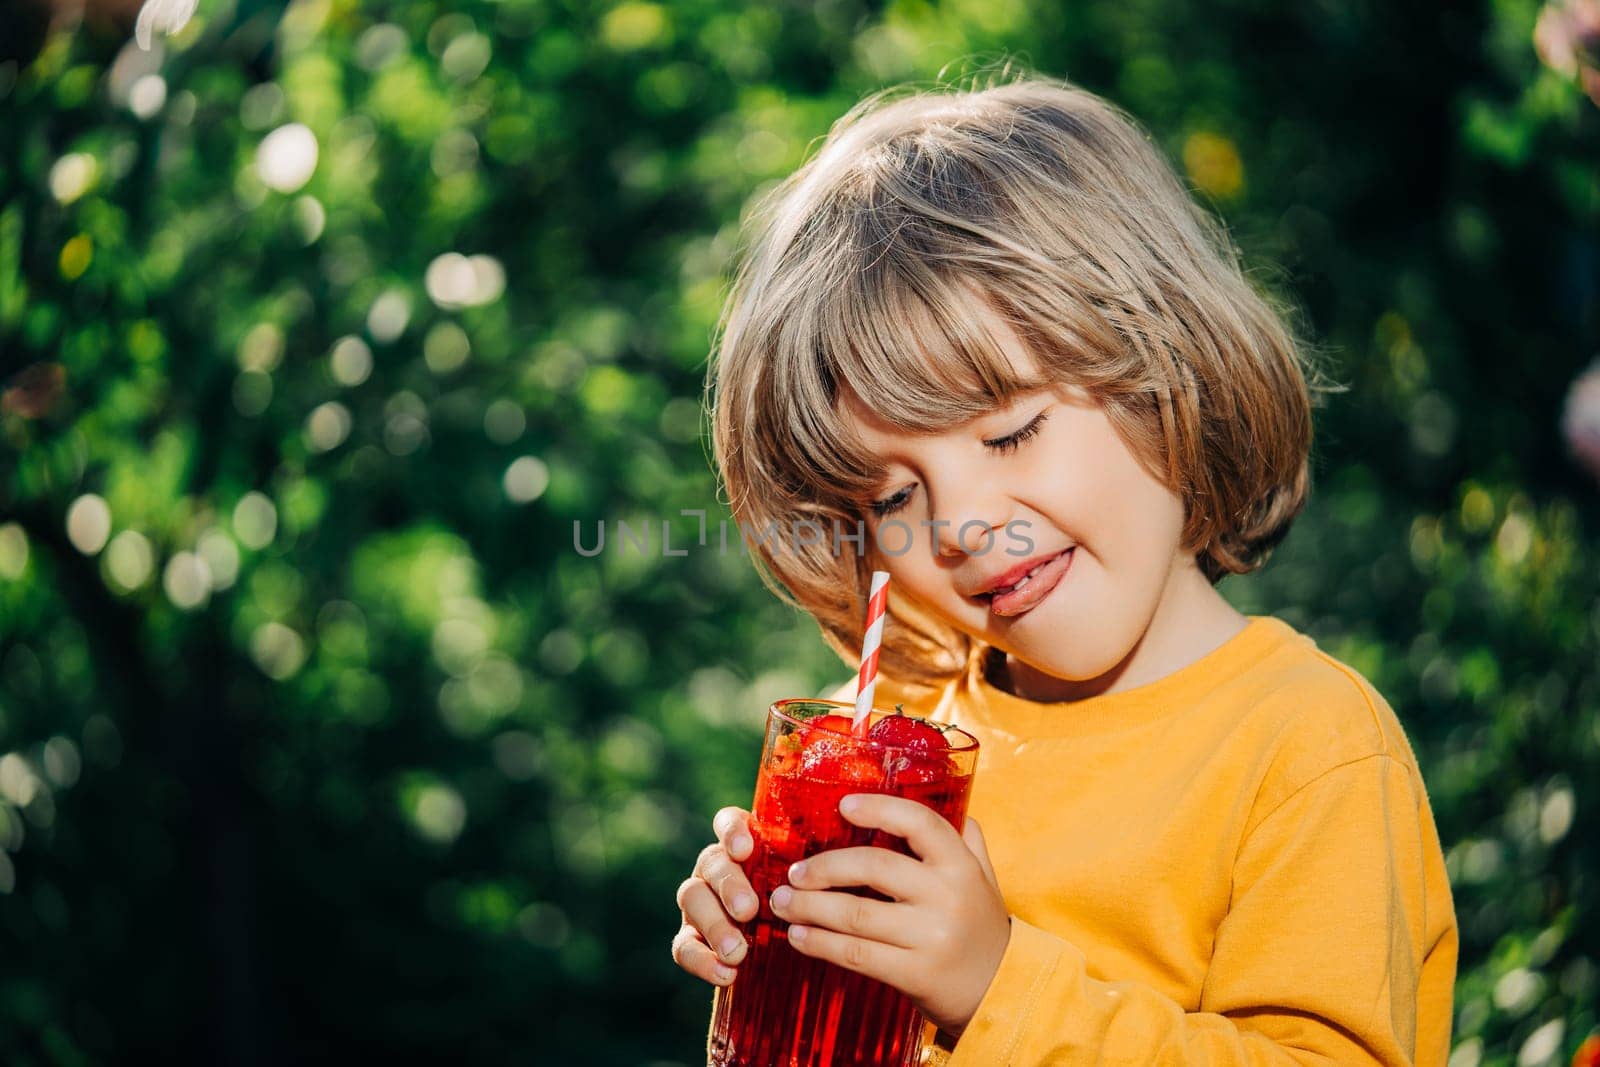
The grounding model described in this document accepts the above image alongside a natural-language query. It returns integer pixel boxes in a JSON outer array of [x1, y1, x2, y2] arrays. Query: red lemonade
[[708, 699, 980, 1067]]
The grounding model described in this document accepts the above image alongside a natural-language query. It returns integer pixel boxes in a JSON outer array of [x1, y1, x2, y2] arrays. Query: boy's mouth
[[972, 547, 1075, 618]]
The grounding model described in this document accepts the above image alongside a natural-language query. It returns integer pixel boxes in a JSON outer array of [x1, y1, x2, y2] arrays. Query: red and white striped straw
[[851, 570, 891, 735]]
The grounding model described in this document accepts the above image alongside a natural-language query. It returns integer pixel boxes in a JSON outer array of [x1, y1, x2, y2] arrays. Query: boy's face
[[838, 318, 1231, 699]]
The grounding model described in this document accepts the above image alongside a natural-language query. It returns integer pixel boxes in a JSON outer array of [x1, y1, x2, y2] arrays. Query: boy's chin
[[985, 617, 1142, 694]]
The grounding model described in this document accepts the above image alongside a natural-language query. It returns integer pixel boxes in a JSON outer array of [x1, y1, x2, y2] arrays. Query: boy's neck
[[987, 565, 1248, 704]]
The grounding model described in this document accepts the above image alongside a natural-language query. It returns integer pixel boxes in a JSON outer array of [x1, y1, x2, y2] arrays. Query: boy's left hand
[[768, 792, 1011, 1038]]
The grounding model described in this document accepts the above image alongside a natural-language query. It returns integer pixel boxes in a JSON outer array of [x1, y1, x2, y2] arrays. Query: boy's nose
[[924, 469, 1014, 557], [931, 513, 1009, 558]]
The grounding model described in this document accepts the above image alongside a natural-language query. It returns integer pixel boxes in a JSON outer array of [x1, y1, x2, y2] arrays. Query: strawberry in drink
[[708, 699, 980, 1067]]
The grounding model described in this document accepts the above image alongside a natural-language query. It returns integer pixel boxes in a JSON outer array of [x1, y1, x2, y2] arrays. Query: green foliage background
[[1, 0, 1597, 1062]]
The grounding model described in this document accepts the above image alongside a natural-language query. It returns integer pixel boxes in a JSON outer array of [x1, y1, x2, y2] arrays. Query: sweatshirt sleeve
[[942, 754, 1456, 1066]]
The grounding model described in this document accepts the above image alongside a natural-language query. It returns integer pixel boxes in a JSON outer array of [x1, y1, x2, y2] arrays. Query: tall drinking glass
[[708, 698, 981, 1067]]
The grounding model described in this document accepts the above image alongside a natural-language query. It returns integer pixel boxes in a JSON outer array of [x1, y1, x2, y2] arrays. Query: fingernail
[[713, 964, 736, 983], [770, 885, 793, 909], [788, 860, 807, 882], [789, 924, 808, 943], [733, 892, 757, 918], [840, 795, 860, 815], [732, 833, 751, 855], [719, 934, 744, 960]]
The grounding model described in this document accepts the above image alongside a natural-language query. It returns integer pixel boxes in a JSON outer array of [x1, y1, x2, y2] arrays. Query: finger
[[671, 923, 739, 986], [785, 846, 927, 902], [962, 816, 1000, 888], [838, 793, 963, 865], [676, 877, 750, 966], [770, 885, 917, 949], [712, 806, 754, 861], [699, 847, 760, 922], [785, 920, 915, 987]]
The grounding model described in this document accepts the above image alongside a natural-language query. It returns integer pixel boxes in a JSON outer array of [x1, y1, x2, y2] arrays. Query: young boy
[[672, 73, 1458, 1065]]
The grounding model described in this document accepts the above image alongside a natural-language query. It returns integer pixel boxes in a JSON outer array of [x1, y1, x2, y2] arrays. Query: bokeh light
[[503, 456, 549, 503], [133, 0, 198, 50], [0, 523, 29, 579], [196, 529, 240, 590], [161, 551, 211, 610], [422, 321, 470, 375], [232, 492, 278, 550], [405, 780, 467, 844], [482, 399, 525, 443], [329, 335, 374, 386], [48, 153, 97, 204], [256, 123, 319, 194], [102, 530, 154, 593], [41, 739, 82, 789], [367, 290, 410, 343], [424, 252, 505, 309], [250, 621, 306, 680], [304, 401, 353, 452], [0, 754, 40, 808], [293, 195, 326, 243], [128, 74, 166, 118]]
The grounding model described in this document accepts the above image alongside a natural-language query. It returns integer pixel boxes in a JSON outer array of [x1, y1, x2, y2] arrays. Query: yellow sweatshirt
[[824, 615, 1458, 1065]]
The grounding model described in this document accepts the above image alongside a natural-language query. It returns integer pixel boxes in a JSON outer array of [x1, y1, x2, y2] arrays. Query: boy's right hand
[[672, 806, 760, 986]]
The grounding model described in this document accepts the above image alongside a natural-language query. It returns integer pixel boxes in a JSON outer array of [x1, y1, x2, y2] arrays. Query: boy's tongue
[[988, 547, 1073, 617]]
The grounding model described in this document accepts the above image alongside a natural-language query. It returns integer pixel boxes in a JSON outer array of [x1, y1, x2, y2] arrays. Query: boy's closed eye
[[868, 409, 1052, 517], [985, 408, 1051, 455]]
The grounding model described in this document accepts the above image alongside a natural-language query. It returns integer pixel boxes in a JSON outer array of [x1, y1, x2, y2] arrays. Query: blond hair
[[706, 70, 1336, 691]]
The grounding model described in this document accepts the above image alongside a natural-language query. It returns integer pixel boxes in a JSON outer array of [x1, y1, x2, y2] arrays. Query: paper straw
[[851, 571, 890, 736]]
